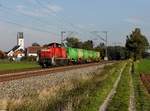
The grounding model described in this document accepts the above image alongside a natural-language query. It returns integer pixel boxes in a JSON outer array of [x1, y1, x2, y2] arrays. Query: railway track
[[0, 61, 113, 83]]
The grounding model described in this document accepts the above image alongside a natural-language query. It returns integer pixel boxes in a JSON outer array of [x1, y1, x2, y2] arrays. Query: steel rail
[[0, 61, 113, 83]]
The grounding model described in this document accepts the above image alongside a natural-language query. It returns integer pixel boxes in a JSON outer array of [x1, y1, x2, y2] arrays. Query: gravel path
[[99, 63, 127, 111], [129, 64, 136, 111], [0, 64, 108, 100]]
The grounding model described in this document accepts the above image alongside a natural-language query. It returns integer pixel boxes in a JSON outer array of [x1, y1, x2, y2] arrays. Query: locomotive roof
[[48, 43, 61, 46]]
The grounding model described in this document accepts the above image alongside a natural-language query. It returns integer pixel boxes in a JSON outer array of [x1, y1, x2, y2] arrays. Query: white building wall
[[28, 53, 38, 57], [17, 38, 24, 50], [7, 51, 14, 57]]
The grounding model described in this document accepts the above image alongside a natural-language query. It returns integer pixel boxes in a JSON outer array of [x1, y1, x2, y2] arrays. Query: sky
[[0, 0, 150, 51]]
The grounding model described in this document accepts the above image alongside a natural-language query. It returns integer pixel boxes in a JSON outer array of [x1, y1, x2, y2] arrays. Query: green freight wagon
[[66, 47, 78, 62], [78, 49, 84, 59], [96, 52, 100, 61], [89, 50, 93, 58], [83, 49, 89, 60], [92, 51, 97, 60]]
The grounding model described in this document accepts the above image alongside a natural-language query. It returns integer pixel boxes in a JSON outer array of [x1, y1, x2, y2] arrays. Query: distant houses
[[26, 46, 41, 61], [6, 32, 41, 61], [7, 32, 25, 61]]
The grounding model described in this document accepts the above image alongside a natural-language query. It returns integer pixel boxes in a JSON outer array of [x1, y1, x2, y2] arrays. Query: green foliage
[[126, 28, 149, 60], [66, 37, 82, 48], [65, 37, 94, 50], [106, 63, 131, 111], [82, 40, 94, 50], [107, 46, 127, 60]]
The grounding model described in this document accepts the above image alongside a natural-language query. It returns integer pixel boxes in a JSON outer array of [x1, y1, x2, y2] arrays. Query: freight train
[[38, 43, 100, 68]]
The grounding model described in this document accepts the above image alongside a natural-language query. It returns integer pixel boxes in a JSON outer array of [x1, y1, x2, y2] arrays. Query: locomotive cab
[[39, 43, 68, 68]]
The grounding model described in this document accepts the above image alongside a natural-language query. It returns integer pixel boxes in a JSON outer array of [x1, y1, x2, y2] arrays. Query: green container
[[78, 49, 84, 59], [67, 47, 78, 61], [83, 49, 89, 60], [89, 50, 93, 58], [92, 51, 97, 59], [96, 52, 100, 58]]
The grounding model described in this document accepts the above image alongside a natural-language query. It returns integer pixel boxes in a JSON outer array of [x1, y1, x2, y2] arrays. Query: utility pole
[[102, 31, 108, 61], [91, 31, 108, 61], [61, 31, 66, 45]]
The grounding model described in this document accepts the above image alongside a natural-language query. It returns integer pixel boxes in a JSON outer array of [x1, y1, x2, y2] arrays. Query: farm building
[[26, 46, 41, 57]]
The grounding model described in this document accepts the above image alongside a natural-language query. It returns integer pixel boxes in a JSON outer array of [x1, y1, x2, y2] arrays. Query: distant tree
[[32, 43, 40, 47], [66, 37, 83, 48], [82, 40, 94, 50], [125, 28, 149, 60], [0, 50, 5, 59], [107, 46, 127, 60]]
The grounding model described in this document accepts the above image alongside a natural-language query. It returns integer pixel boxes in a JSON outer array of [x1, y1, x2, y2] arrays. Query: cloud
[[124, 16, 143, 24], [47, 4, 63, 13], [15, 3, 63, 17], [16, 5, 42, 17]]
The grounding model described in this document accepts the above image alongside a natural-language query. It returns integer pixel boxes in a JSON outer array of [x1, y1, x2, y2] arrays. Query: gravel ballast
[[0, 64, 107, 100]]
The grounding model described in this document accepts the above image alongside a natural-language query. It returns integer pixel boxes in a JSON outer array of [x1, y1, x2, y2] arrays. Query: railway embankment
[[0, 62, 112, 110]]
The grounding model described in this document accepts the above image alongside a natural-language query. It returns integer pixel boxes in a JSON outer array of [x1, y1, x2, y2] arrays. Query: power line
[[0, 17, 59, 36], [0, 3, 61, 36], [34, 0, 95, 39], [0, 3, 60, 31], [34, 0, 72, 30]]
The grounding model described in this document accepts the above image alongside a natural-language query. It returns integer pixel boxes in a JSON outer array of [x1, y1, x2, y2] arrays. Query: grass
[[132, 59, 150, 111], [7, 62, 125, 111], [0, 62, 40, 72], [106, 63, 131, 111], [72, 62, 125, 111], [137, 59, 150, 74]]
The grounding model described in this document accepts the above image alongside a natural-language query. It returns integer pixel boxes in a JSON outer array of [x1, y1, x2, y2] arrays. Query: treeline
[[65, 28, 149, 60], [64, 37, 127, 60], [0, 28, 149, 61]]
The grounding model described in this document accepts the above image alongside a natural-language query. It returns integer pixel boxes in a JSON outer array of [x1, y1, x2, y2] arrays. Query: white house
[[7, 32, 25, 60]]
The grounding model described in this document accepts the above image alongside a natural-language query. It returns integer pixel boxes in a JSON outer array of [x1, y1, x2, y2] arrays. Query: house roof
[[7, 45, 20, 54], [27, 46, 41, 53]]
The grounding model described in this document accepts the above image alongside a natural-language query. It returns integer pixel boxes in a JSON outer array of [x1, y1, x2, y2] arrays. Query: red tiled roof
[[27, 46, 41, 53]]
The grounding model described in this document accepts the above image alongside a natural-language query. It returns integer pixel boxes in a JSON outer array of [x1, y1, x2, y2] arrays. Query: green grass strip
[[73, 65, 120, 111], [132, 61, 150, 111], [106, 63, 131, 111], [0, 62, 40, 71]]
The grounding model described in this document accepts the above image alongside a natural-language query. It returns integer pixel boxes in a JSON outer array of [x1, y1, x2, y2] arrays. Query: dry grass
[[4, 68, 97, 111]]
